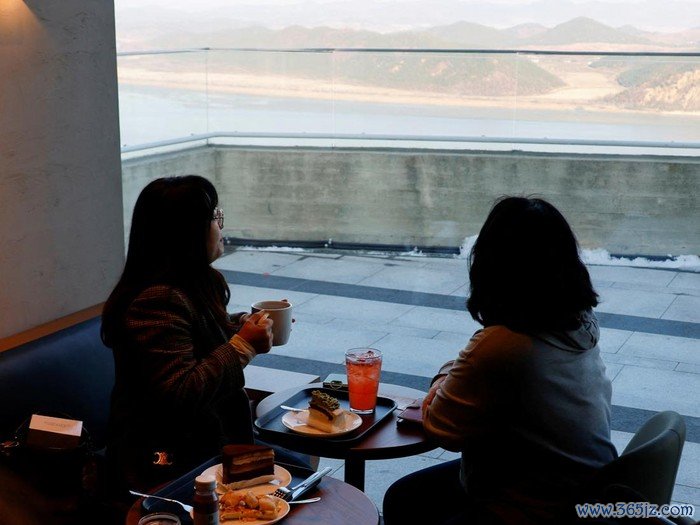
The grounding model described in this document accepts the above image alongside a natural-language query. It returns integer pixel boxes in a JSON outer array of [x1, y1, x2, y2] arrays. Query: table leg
[[344, 457, 365, 492]]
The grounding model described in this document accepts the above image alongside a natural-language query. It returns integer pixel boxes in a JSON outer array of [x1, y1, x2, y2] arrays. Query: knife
[[290, 467, 333, 501]]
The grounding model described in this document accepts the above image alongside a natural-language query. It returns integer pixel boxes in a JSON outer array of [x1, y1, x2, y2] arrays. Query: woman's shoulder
[[129, 285, 196, 314], [465, 325, 534, 366], [133, 284, 186, 299]]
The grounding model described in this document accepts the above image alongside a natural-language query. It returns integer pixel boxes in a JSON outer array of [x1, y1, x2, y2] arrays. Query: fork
[[272, 467, 333, 501], [128, 490, 193, 513]]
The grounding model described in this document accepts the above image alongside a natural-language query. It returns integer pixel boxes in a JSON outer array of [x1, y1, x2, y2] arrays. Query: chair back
[[592, 411, 686, 505]]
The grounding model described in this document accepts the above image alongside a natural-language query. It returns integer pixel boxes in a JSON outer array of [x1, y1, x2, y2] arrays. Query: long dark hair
[[101, 175, 230, 347], [467, 196, 598, 332]]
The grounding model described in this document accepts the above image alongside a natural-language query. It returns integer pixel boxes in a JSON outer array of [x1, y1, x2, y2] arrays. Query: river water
[[119, 84, 700, 154]]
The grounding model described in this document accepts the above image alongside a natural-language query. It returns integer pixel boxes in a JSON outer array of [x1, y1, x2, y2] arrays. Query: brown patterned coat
[[105, 285, 253, 489]]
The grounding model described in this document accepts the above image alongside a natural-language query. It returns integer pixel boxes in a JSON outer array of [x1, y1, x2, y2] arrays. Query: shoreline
[[117, 68, 700, 118]]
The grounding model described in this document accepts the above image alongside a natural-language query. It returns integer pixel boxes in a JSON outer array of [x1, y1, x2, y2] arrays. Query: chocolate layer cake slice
[[222, 444, 275, 484]]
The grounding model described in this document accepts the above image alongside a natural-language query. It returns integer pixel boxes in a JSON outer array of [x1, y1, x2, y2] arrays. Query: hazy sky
[[117, 0, 647, 5], [115, 0, 699, 32]]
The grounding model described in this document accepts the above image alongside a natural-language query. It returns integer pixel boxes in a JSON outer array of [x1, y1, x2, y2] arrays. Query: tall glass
[[345, 348, 382, 414]]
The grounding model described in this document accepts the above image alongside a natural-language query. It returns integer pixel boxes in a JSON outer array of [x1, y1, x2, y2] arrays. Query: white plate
[[201, 464, 292, 496], [190, 496, 290, 525], [281, 409, 362, 438]]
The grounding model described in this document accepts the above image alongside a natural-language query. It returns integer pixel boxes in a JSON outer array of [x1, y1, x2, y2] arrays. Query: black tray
[[254, 387, 397, 446], [140, 458, 316, 522], [140, 456, 218, 522]]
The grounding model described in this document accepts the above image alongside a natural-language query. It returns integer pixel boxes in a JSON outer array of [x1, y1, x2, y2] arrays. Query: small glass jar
[[193, 474, 219, 525]]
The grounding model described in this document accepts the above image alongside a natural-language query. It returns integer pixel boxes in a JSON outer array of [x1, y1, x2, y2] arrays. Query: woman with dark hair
[[383, 197, 616, 525], [102, 175, 274, 490]]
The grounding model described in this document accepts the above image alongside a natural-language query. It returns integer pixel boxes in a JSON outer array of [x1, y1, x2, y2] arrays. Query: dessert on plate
[[221, 444, 275, 484], [306, 390, 346, 433]]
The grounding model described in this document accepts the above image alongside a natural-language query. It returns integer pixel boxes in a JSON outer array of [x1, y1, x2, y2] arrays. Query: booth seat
[[0, 317, 113, 446]]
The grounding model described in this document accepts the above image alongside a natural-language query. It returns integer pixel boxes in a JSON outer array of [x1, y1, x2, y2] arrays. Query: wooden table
[[125, 465, 379, 525], [255, 383, 436, 491]]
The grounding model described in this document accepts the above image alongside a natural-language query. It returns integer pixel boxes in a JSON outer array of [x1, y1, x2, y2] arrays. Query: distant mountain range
[[117, 15, 700, 110], [118, 16, 700, 51]]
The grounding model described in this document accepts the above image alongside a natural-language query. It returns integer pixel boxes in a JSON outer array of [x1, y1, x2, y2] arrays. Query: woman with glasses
[[383, 197, 616, 525], [102, 175, 276, 491]]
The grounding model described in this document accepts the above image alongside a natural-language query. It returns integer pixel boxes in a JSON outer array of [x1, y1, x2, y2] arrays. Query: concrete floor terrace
[[213, 247, 700, 517]]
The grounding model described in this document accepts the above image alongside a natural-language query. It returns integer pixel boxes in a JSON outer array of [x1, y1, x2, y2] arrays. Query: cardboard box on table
[[26, 414, 82, 449]]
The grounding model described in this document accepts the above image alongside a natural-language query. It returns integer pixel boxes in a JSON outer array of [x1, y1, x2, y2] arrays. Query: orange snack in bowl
[[219, 491, 280, 521]]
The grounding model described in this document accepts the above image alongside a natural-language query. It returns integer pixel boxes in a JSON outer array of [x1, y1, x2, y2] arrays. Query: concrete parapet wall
[[122, 146, 700, 256]]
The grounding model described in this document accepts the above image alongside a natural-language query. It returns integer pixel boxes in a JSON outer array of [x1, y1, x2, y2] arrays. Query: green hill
[[422, 21, 516, 49], [137, 25, 564, 97], [524, 17, 653, 45], [607, 65, 700, 111], [503, 23, 548, 40]]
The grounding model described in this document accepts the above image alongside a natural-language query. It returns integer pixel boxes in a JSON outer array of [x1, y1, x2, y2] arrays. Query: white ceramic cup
[[251, 300, 293, 346]]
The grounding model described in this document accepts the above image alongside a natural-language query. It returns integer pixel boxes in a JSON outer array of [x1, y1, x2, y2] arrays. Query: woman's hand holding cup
[[237, 312, 273, 355], [251, 300, 293, 346]]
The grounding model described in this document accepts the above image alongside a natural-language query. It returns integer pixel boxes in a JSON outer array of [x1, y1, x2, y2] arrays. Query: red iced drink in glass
[[345, 348, 382, 414]]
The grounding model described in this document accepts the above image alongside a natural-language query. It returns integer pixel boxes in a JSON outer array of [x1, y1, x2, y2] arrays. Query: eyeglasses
[[213, 207, 224, 229]]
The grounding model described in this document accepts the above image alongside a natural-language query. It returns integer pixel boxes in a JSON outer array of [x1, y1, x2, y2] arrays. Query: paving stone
[[619, 332, 700, 366], [317, 457, 345, 475], [357, 266, 467, 295], [432, 331, 472, 349], [418, 448, 446, 460], [674, 440, 700, 491], [341, 255, 426, 268], [604, 362, 624, 382], [269, 322, 388, 363], [370, 333, 466, 377], [610, 430, 633, 454], [393, 255, 433, 263], [662, 295, 700, 323], [668, 272, 700, 292], [591, 279, 615, 289], [287, 311, 337, 326], [271, 256, 385, 284], [294, 295, 414, 324], [391, 306, 482, 335], [612, 367, 700, 417], [450, 284, 470, 297], [363, 455, 446, 510], [328, 318, 440, 339], [226, 284, 318, 309], [596, 288, 678, 318], [588, 266, 677, 287], [297, 252, 342, 259], [671, 484, 700, 511], [601, 352, 678, 371], [422, 257, 465, 270], [227, 302, 249, 315], [611, 281, 699, 297], [437, 449, 462, 461], [599, 327, 634, 354], [215, 251, 303, 272], [676, 363, 700, 374]]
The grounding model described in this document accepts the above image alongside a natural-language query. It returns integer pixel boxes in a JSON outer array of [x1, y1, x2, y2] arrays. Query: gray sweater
[[423, 311, 617, 523]]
